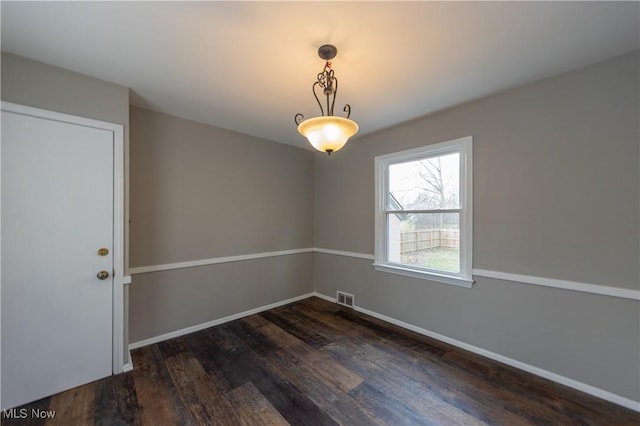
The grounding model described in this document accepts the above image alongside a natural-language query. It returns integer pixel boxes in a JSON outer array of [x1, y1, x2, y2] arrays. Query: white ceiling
[[2, 2, 638, 150]]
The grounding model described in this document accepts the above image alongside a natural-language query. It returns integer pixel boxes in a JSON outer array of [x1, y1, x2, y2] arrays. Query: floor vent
[[336, 291, 355, 308]]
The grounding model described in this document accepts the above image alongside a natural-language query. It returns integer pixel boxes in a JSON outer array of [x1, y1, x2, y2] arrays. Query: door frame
[[1, 101, 126, 374]]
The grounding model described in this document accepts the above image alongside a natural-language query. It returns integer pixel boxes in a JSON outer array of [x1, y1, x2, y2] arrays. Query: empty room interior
[[1, 2, 639, 425]]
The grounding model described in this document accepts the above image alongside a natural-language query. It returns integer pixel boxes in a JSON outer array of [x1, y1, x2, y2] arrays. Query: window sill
[[372, 263, 474, 288]]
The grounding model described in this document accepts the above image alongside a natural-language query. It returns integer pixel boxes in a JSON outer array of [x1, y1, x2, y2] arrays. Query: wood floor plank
[[194, 325, 340, 426], [131, 345, 193, 426], [297, 298, 437, 352], [157, 334, 192, 359], [297, 296, 343, 313], [349, 381, 440, 426], [328, 340, 535, 425], [45, 382, 94, 426], [164, 352, 240, 426], [163, 354, 212, 425], [1, 397, 51, 426], [292, 302, 448, 365], [304, 311, 525, 423], [334, 308, 447, 357], [441, 350, 640, 425], [94, 372, 141, 426], [262, 347, 385, 426], [223, 319, 280, 357], [257, 320, 363, 393], [191, 326, 263, 390], [226, 382, 290, 426], [260, 310, 331, 349], [243, 312, 272, 328], [271, 305, 339, 340], [352, 330, 609, 425]]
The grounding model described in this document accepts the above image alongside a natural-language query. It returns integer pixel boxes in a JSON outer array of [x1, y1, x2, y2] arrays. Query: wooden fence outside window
[[400, 230, 459, 253]]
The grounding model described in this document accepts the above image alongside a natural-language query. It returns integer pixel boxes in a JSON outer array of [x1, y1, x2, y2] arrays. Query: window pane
[[387, 212, 460, 273], [388, 153, 460, 210]]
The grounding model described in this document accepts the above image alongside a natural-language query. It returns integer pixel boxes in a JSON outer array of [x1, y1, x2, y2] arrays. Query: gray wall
[[1, 52, 129, 135], [128, 107, 314, 342], [130, 254, 313, 342], [314, 51, 640, 401], [1, 52, 131, 266], [1, 51, 133, 363]]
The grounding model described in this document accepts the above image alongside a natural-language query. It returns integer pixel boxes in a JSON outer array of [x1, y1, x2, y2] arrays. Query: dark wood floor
[[3, 297, 638, 425]]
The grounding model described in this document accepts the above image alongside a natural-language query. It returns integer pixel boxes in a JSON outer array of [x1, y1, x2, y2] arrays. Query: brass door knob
[[97, 270, 110, 280]]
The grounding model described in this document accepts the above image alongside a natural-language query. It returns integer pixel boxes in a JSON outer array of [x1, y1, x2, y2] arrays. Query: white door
[[1, 109, 115, 409]]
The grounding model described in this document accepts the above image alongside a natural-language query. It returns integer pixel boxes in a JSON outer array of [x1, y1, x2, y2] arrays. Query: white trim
[[307, 293, 639, 411], [123, 275, 132, 285], [128, 247, 639, 301], [1, 101, 127, 374], [473, 269, 640, 301], [315, 249, 640, 301], [111, 118, 125, 375], [313, 292, 337, 303], [315, 247, 374, 260], [129, 248, 314, 275], [1, 102, 121, 133], [123, 348, 133, 372], [373, 263, 474, 287], [128, 292, 315, 349]]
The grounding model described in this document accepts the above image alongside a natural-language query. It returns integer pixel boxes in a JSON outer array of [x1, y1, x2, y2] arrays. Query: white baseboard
[[312, 292, 337, 303], [128, 292, 315, 350], [310, 291, 638, 412], [121, 349, 134, 372]]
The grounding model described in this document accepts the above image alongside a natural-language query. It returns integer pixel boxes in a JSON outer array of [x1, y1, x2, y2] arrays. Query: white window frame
[[374, 136, 473, 287]]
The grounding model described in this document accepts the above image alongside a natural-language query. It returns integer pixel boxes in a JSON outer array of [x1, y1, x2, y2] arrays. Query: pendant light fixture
[[294, 44, 358, 155]]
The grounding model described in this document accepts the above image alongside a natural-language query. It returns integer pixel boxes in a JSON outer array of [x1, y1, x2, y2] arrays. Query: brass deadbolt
[[98, 248, 109, 256]]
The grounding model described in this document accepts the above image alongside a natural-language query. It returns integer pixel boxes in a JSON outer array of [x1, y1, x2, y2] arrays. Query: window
[[374, 136, 473, 287]]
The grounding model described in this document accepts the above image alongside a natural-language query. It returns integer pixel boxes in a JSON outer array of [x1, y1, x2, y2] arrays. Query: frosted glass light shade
[[297, 116, 359, 154]]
